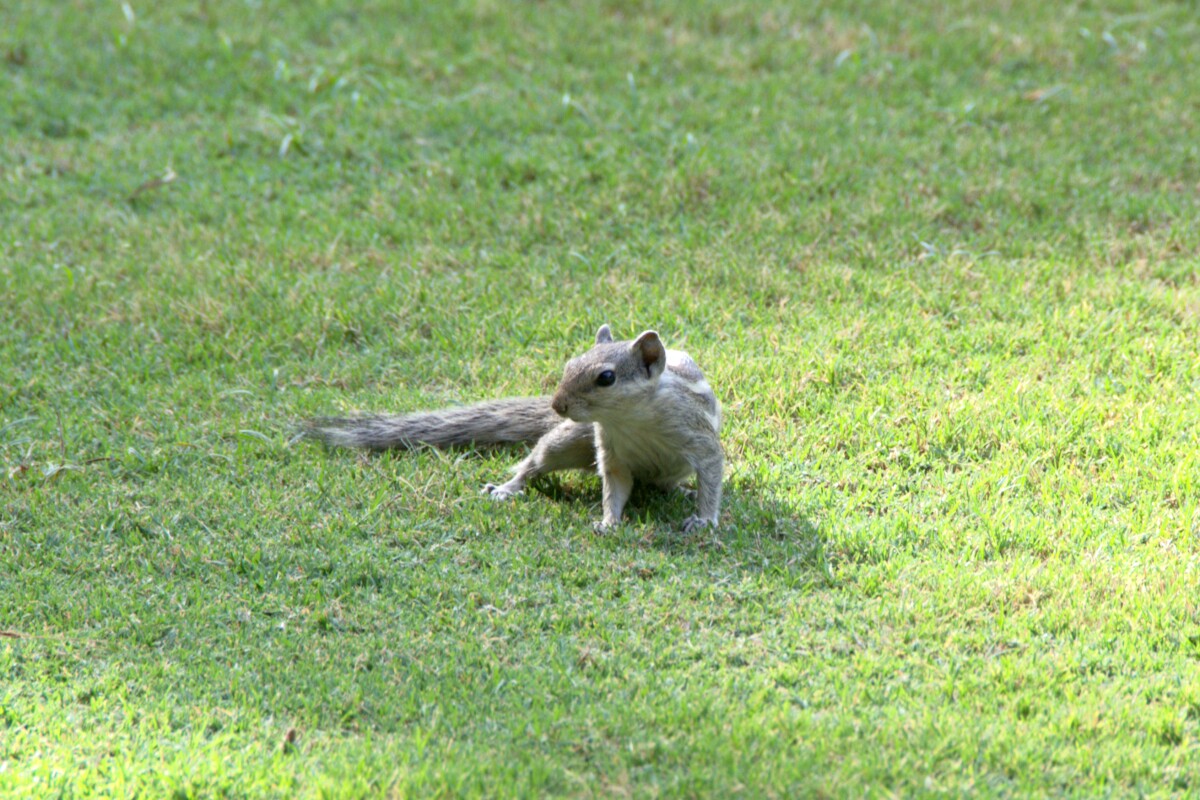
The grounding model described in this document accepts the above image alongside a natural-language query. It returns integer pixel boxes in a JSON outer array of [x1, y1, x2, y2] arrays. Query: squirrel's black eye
[[596, 370, 616, 387]]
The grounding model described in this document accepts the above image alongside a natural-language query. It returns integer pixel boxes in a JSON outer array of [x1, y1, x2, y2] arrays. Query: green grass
[[3, 0, 1200, 796]]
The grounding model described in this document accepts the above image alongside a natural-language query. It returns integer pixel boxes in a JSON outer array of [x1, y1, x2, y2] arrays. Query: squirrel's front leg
[[596, 458, 633, 532]]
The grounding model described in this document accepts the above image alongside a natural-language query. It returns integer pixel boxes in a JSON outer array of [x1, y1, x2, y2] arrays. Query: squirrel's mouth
[[551, 395, 590, 422], [561, 405, 591, 423]]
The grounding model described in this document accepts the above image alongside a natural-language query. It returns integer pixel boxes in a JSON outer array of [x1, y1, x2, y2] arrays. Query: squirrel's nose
[[551, 396, 568, 416]]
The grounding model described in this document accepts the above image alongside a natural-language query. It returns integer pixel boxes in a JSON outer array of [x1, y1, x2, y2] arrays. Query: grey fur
[[548, 327, 723, 531], [304, 325, 724, 532], [304, 397, 562, 450]]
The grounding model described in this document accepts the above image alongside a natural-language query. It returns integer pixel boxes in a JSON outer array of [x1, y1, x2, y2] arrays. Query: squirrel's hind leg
[[681, 441, 724, 532], [483, 421, 596, 499]]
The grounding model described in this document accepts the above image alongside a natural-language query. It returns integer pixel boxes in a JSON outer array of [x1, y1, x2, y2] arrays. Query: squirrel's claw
[[681, 515, 717, 534], [483, 482, 523, 500]]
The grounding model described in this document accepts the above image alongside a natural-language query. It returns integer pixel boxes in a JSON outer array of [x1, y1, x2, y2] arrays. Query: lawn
[[2, 0, 1199, 796]]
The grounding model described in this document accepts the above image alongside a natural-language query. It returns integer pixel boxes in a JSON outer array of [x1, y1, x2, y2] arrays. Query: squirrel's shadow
[[356, 443, 829, 580], [532, 470, 829, 577]]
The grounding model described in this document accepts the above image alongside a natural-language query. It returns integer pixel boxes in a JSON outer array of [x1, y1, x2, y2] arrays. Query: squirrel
[[304, 324, 723, 532]]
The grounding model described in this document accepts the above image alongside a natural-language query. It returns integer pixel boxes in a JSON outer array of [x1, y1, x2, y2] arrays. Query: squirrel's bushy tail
[[303, 396, 561, 450]]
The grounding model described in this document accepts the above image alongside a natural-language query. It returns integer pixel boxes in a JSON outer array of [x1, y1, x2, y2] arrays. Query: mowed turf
[[2, 0, 1199, 796]]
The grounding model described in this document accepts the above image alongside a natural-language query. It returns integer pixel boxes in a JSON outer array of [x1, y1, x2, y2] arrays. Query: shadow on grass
[[311, 440, 833, 584], [533, 470, 832, 582]]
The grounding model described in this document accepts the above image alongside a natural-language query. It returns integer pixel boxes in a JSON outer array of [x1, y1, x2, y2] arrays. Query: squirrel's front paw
[[681, 515, 717, 534], [483, 482, 523, 500]]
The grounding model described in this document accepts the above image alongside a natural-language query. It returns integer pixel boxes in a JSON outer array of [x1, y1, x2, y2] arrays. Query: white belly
[[599, 425, 694, 485]]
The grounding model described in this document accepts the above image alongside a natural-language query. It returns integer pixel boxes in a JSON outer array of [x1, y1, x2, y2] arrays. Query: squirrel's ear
[[631, 330, 666, 378], [595, 324, 614, 344]]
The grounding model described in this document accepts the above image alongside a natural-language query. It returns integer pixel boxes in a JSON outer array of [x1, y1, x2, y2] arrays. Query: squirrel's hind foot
[[681, 515, 717, 534], [482, 481, 525, 500]]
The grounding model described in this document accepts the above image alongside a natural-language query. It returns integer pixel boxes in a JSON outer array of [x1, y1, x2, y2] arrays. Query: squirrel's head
[[550, 324, 666, 422]]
